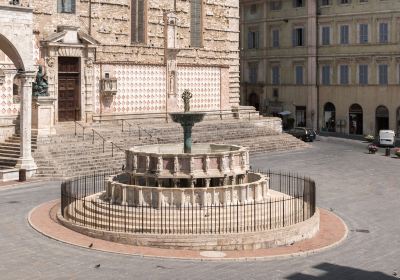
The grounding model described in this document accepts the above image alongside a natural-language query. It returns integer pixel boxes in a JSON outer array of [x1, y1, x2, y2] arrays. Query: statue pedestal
[[32, 96, 56, 136]]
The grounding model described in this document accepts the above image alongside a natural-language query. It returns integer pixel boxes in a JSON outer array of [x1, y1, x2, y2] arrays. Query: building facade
[[240, 0, 400, 136], [0, 0, 240, 135]]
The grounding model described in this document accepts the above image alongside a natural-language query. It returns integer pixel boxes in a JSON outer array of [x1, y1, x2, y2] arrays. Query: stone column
[[16, 73, 37, 174]]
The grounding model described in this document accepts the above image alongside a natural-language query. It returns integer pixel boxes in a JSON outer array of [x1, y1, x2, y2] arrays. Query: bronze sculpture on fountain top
[[170, 89, 205, 153]]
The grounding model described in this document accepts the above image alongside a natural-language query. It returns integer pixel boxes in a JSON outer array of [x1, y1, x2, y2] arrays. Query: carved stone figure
[[182, 89, 193, 112], [32, 65, 49, 97]]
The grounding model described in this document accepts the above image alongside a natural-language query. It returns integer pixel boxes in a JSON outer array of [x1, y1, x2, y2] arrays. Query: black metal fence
[[61, 170, 316, 235]]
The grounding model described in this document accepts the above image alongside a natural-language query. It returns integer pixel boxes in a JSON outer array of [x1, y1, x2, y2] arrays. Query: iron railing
[[73, 121, 124, 157], [61, 170, 316, 235]]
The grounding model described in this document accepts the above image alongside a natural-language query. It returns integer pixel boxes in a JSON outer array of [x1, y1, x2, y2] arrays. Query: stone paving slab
[[28, 200, 347, 261]]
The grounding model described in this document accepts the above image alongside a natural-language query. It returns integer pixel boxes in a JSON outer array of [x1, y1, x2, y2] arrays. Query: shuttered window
[[359, 64, 368, 85], [131, 0, 145, 44], [340, 25, 349, 45], [191, 0, 203, 48], [340, 65, 349, 85], [57, 0, 75, 13], [295, 65, 304, 85], [248, 31, 260, 49], [321, 65, 331, 85], [379, 64, 388, 85]]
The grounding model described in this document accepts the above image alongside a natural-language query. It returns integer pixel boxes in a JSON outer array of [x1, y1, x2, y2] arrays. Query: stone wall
[[28, 0, 239, 112]]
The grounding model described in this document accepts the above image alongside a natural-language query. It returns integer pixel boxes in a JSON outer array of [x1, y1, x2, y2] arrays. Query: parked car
[[379, 130, 395, 147], [288, 127, 317, 142]]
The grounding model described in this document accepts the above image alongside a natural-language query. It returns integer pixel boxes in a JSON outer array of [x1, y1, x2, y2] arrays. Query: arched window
[[375, 105, 389, 134], [349, 104, 363, 135], [323, 102, 336, 132]]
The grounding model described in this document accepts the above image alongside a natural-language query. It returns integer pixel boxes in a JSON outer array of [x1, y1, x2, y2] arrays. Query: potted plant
[[364, 134, 375, 142], [368, 144, 378, 154], [394, 148, 400, 158]]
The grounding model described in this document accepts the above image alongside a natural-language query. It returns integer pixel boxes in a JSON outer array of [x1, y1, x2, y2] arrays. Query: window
[[339, 0, 351, 4], [340, 65, 349, 85], [293, 27, 305, 47], [248, 31, 260, 49], [272, 29, 280, 48], [359, 24, 368, 44], [250, 4, 257, 14], [320, 0, 331, 6], [359, 64, 368, 85], [321, 65, 331, 85], [190, 0, 203, 48], [321, 26, 330, 45], [379, 64, 388, 85], [293, 0, 304, 7], [379, 22, 389, 43], [270, 1, 282, 10], [131, 0, 145, 43], [360, 0, 368, 2], [248, 62, 258, 84], [57, 0, 75, 13], [295, 65, 304, 85], [340, 25, 349, 45], [272, 66, 280, 85]]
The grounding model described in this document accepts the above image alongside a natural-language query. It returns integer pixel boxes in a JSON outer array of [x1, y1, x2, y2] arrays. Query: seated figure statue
[[32, 65, 49, 97]]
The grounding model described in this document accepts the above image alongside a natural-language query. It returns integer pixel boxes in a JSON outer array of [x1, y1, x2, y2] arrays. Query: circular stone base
[[28, 200, 348, 261]]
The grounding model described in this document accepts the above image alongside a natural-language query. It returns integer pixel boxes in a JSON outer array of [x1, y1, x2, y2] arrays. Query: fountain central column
[[183, 123, 193, 153]]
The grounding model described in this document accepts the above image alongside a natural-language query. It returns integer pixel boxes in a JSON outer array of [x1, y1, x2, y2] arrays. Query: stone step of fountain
[[64, 197, 305, 234]]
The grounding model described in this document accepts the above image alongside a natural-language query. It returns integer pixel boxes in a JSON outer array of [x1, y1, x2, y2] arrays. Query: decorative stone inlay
[[176, 66, 221, 112]]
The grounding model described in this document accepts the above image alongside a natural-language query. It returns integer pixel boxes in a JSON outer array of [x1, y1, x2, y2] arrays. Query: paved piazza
[[1, 137, 399, 279]]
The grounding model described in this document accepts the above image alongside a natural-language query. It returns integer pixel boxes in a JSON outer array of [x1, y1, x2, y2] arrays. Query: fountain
[[58, 90, 319, 251], [169, 89, 205, 153]]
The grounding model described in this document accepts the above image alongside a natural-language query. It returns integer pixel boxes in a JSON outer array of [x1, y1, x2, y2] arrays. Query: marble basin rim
[[128, 143, 248, 156]]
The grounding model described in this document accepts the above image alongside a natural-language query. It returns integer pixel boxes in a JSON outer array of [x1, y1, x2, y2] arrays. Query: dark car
[[288, 127, 317, 142]]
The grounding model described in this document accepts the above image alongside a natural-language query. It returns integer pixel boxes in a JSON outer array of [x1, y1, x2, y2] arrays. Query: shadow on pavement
[[286, 263, 397, 280]]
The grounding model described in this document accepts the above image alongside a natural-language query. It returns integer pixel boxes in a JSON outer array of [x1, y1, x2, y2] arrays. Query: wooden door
[[58, 76, 80, 121], [58, 57, 80, 122]]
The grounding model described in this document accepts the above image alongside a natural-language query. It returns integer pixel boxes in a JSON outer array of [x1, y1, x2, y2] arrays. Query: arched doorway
[[397, 107, 400, 136], [349, 104, 363, 135], [248, 92, 260, 111], [324, 102, 336, 132], [375, 105, 389, 134]]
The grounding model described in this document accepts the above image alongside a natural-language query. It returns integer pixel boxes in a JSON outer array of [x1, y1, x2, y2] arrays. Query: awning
[[278, 111, 291, 116]]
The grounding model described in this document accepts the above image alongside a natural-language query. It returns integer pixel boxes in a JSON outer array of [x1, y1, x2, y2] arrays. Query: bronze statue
[[32, 65, 49, 97], [182, 89, 192, 112]]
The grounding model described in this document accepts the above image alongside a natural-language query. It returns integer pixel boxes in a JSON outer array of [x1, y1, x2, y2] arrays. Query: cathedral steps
[[0, 134, 37, 170], [32, 118, 307, 178]]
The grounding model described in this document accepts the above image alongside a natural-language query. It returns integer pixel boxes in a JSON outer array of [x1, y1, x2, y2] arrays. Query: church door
[[58, 57, 81, 122]]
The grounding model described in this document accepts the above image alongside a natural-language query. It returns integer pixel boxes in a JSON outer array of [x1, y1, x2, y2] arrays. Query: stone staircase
[[0, 134, 37, 170], [29, 117, 308, 178]]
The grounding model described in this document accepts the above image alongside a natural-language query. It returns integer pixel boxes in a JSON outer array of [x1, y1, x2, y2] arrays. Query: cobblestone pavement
[[1, 137, 399, 280]]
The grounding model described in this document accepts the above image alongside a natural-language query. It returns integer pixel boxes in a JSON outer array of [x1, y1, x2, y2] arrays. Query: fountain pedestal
[[170, 112, 205, 153]]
